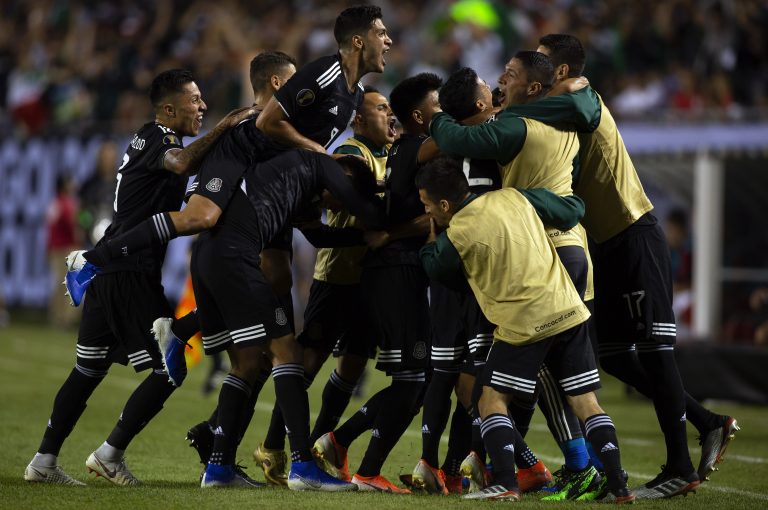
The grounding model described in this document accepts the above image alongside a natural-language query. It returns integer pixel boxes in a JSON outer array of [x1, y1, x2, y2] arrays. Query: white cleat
[[24, 463, 86, 486], [85, 451, 140, 486]]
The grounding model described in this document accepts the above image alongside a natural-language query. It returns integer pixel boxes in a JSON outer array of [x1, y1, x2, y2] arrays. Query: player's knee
[[337, 353, 366, 381], [566, 392, 602, 421], [478, 385, 508, 419], [269, 334, 301, 365]]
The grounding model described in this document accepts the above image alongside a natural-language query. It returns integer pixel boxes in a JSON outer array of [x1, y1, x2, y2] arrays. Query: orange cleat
[[352, 474, 412, 494], [517, 459, 552, 492]]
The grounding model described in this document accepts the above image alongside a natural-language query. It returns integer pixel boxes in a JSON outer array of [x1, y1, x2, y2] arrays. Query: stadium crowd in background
[[1, 0, 767, 137]]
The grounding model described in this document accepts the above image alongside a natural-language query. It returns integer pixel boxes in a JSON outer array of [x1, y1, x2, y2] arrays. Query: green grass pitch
[[1, 321, 767, 509]]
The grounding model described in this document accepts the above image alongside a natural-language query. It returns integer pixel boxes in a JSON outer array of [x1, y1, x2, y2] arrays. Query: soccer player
[[417, 157, 635, 503], [23, 69, 252, 486], [313, 73, 442, 494], [507, 33, 738, 498], [192, 147, 384, 489], [429, 57, 603, 498], [170, 51, 298, 486], [255, 85, 396, 482], [64, 5, 392, 306], [415, 67, 554, 496]]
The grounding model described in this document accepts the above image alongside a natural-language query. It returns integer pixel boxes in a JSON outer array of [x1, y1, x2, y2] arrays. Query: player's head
[[249, 51, 297, 101], [322, 155, 378, 213], [389, 72, 443, 135], [415, 156, 470, 227], [439, 67, 494, 125], [353, 86, 396, 147], [149, 69, 206, 137], [334, 5, 392, 74], [496, 50, 553, 108], [537, 34, 585, 82]]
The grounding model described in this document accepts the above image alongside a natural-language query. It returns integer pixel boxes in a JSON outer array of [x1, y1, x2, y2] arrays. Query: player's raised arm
[[163, 105, 256, 175]]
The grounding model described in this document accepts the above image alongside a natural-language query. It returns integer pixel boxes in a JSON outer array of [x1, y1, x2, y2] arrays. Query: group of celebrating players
[[24, 4, 739, 503]]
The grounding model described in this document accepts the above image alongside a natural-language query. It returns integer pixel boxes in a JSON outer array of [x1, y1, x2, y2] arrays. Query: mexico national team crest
[[205, 178, 222, 192], [296, 89, 315, 106], [275, 307, 287, 326], [413, 341, 427, 360]]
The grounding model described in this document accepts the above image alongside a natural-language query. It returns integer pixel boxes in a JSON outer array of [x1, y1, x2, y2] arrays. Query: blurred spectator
[[749, 288, 768, 346], [666, 208, 693, 335], [47, 174, 80, 328], [723, 286, 768, 346], [78, 139, 118, 246], [0, 0, 766, 138]]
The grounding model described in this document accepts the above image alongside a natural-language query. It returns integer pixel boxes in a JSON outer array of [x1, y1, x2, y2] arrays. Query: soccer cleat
[[201, 464, 265, 488], [445, 474, 463, 494], [633, 466, 700, 499], [697, 416, 739, 481], [186, 421, 214, 466], [152, 317, 188, 387], [85, 451, 140, 486], [63, 250, 99, 307], [312, 432, 350, 481], [352, 474, 411, 494], [24, 463, 86, 486], [600, 486, 636, 504], [460, 451, 492, 493], [517, 459, 552, 493], [287, 460, 358, 491], [462, 484, 520, 501], [411, 459, 448, 495], [541, 465, 601, 501], [253, 443, 288, 486]]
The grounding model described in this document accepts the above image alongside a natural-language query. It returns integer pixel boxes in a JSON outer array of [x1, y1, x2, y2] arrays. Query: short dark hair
[[336, 155, 378, 197], [415, 156, 469, 204], [538, 34, 585, 78], [514, 50, 554, 92], [363, 84, 380, 95], [334, 5, 383, 46], [249, 51, 297, 93], [149, 69, 195, 108], [439, 67, 483, 121], [389, 72, 443, 126]]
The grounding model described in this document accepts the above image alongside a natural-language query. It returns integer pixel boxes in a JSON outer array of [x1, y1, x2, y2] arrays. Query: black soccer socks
[[480, 413, 518, 490], [272, 363, 313, 463], [38, 366, 106, 455], [106, 369, 175, 450], [310, 369, 357, 443], [420, 369, 458, 467], [584, 413, 625, 491]]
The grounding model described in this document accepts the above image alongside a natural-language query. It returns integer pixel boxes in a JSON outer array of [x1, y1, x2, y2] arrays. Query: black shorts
[[592, 216, 676, 345], [429, 282, 494, 375], [191, 232, 292, 355], [361, 264, 431, 372], [556, 245, 588, 299], [297, 279, 374, 359], [77, 271, 173, 372], [479, 322, 600, 404]]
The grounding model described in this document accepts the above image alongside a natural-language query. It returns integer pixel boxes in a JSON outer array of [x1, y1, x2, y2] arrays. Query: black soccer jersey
[[274, 54, 364, 149], [459, 156, 501, 195], [231, 150, 384, 254], [100, 121, 186, 274], [363, 133, 427, 267]]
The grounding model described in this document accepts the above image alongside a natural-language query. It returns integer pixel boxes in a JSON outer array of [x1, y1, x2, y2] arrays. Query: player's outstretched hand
[[219, 106, 257, 129], [548, 76, 590, 97], [427, 217, 437, 243]]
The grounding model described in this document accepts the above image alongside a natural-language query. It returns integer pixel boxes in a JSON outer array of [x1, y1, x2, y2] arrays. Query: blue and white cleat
[[152, 317, 188, 387], [201, 464, 265, 488], [63, 250, 99, 307], [287, 460, 358, 491]]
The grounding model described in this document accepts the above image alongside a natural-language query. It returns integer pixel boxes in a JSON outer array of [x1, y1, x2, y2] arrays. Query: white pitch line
[[5, 352, 768, 500]]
